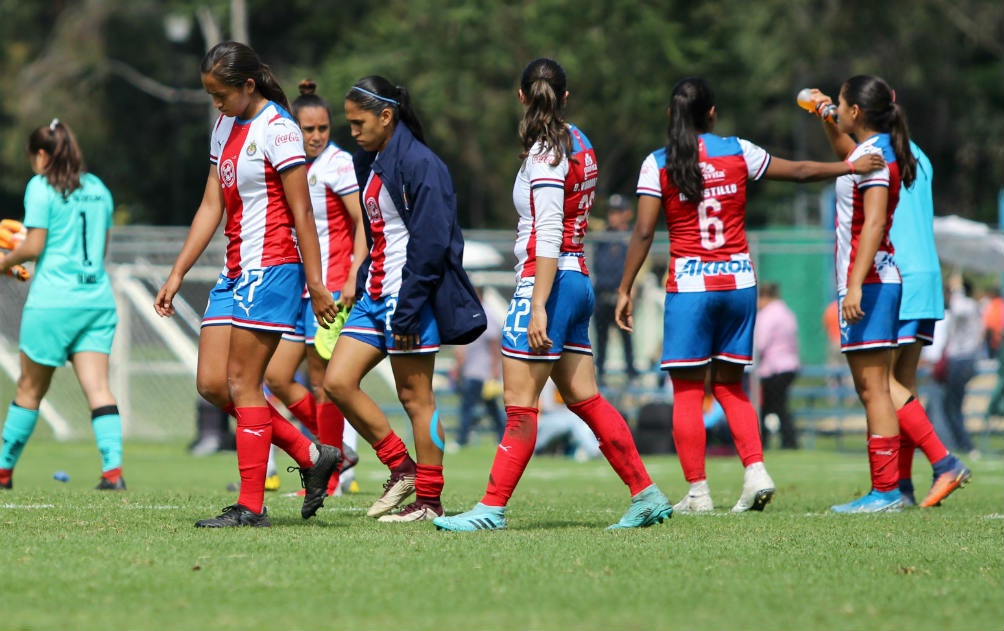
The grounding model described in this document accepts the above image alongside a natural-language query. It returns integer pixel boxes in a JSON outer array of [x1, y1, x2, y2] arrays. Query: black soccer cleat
[[195, 504, 271, 528], [96, 476, 127, 490], [292, 443, 342, 519], [339, 443, 359, 473]]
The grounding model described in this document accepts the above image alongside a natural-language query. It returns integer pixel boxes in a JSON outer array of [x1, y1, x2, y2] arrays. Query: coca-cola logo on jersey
[[220, 159, 236, 188], [274, 132, 302, 146], [700, 161, 725, 182]]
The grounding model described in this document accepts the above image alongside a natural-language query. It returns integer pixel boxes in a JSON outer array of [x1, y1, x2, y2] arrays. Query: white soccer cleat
[[366, 472, 416, 518], [673, 492, 715, 514], [731, 461, 775, 513]]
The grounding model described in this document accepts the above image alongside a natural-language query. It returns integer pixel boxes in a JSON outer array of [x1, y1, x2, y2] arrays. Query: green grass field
[[0, 439, 1000, 631]]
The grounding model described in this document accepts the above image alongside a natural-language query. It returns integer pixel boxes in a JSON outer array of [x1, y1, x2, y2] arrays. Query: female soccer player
[[805, 76, 918, 513], [614, 77, 883, 513], [263, 80, 368, 497], [324, 75, 480, 522], [434, 58, 673, 532], [0, 120, 125, 491], [154, 42, 341, 527]]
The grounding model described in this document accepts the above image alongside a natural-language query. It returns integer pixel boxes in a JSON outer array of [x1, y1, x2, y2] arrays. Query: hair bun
[[298, 79, 317, 96]]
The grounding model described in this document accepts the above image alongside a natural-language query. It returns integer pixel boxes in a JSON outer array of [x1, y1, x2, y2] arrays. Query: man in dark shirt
[[592, 194, 638, 385]]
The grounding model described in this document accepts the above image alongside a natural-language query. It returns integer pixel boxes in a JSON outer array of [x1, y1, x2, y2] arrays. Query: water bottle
[[797, 88, 837, 123]]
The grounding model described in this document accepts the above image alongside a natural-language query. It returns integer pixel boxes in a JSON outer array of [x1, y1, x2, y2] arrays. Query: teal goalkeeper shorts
[[19, 306, 118, 366]]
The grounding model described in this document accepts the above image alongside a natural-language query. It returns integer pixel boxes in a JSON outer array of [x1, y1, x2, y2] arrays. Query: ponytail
[[255, 63, 289, 112], [346, 76, 426, 145], [841, 75, 916, 188], [517, 58, 571, 165], [27, 119, 85, 198], [665, 78, 715, 202], [888, 103, 916, 188]]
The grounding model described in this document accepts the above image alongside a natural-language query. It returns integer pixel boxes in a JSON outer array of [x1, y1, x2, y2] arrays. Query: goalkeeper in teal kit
[[0, 119, 125, 491]]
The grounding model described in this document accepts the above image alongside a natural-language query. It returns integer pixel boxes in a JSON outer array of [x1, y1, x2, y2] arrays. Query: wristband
[[845, 159, 855, 175]]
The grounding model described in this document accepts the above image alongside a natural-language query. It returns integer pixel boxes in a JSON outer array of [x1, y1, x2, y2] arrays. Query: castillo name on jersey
[[637, 133, 769, 293]]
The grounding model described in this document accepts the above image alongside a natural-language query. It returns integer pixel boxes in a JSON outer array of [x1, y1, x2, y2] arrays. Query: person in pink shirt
[[754, 283, 800, 449]]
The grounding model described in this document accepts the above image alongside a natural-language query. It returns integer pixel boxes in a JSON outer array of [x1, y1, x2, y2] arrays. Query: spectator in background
[[982, 286, 1003, 357], [450, 288, 505, 450], [592, 194, 638, 385], [754, 283, 800, 449], [941, 275, 983, 458]]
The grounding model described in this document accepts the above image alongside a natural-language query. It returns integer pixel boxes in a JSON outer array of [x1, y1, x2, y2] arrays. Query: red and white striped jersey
[[210, 101, 306, 278], [361, 170, 408, 298], [512, 124, 596, 280], [833, 133, 901, 293], [636, 134, 769, 293], [307, 142, 359, 294]]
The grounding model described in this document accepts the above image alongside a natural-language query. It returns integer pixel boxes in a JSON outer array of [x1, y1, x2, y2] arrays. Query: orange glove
[[1, 219, 30, 281], [0, 219, 26, 251]]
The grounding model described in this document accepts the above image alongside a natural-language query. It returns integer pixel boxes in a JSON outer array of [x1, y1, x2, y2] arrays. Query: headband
[[351, 86, 399, 106]]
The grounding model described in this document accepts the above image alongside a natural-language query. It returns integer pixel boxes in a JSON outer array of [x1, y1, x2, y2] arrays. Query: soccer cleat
[[673, 492, 714, 514], [433, 503, 507, 532], [195, 504, 271, 528], [608, 484, 673, 529], [921, 460, 972, 507], [96, 476, 127, 490], [830, 489, 903, 513], [377, 500, 444, 523], [366, 472, 416, 518], [731, 462, 775, 513], [264, 474, 281, 492], [339, 443, 359, 473], [900, 490, 917, 507], [291, 443, 342, 519]]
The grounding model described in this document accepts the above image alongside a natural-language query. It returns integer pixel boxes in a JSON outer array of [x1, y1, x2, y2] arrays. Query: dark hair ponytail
[[665, 77, 715, 202], [518, 58, 572, 166], [28, 119, 85, 198], [292, 78, 332, 122], [345, 76, 426, 145], [201, 41, 290, 112], [840, 75, 916, 188]]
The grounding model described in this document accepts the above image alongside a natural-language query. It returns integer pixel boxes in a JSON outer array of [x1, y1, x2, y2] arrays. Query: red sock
[[482, 405, 538, 506], [415, 463, 444, 507], [670, 378, 707, 483], [374, 431, 411, 472], [898, 433, 916, 482], [317, 402, 345, 493], [896, 398, 949, 465], [868, 435, 900, 492], [287, 393, 318, 436], [101, 466, 123, 483], [568, 393, 652, 495], [711, 381, 764, 467], [268, 403, 312, 467], [223, 403, 236, 417], [235, 406, 272, 513]]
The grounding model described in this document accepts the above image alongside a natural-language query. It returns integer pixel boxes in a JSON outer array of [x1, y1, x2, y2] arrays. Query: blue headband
[[351, 85, 400, 106]]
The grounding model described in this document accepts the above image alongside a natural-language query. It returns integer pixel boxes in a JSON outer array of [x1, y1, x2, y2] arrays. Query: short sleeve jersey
[[888, 141, 942, 320], [361, 167, 408, 298], [307, 142, 359, 293], [511, 123, 597, 280], [210, 101, 306, 278], [636, 134, 769, 292], [22, 172, 115, 309], [833, 133, 901, 293]]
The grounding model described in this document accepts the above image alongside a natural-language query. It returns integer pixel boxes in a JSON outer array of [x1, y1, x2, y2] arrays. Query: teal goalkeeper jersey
[[889, 142, 944, 321], [22, 172, 115, 309]]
